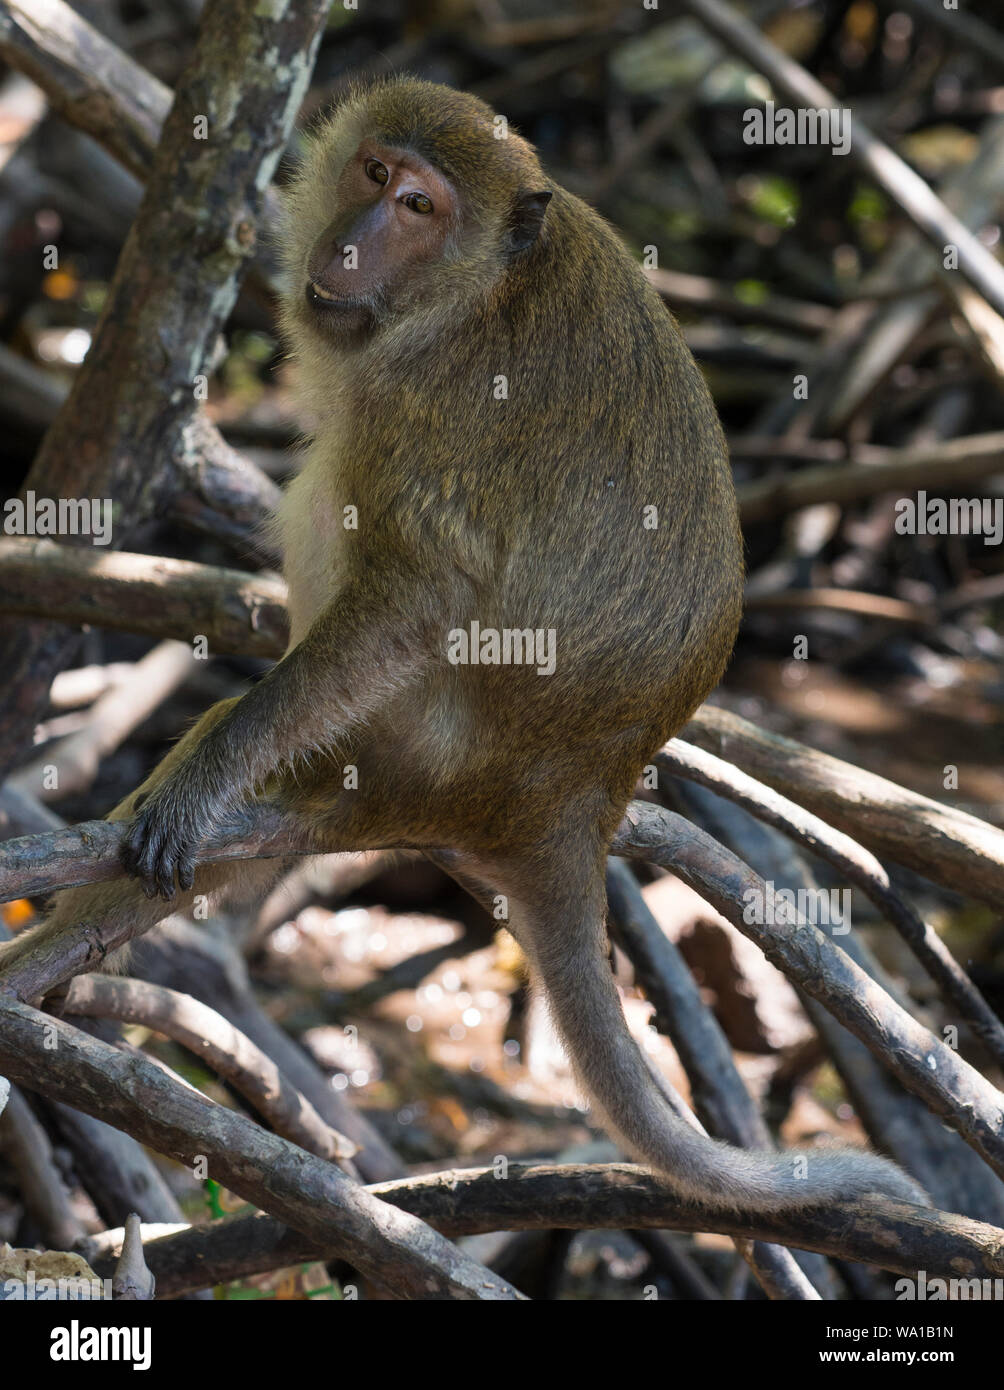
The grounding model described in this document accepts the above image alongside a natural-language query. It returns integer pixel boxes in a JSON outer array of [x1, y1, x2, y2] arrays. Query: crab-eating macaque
[[0, 78, 926, 1214]]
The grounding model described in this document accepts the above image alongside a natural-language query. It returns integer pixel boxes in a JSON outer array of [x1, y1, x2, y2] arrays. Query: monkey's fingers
[[120, 808, 188, 901], [119, 821, 158, 897]]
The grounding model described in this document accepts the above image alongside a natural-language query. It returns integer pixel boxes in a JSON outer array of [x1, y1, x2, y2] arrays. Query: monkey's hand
[[120, 587, 425, 898], [111, 695, 246, 900], [119, 697, 246, 900], [120, 764, 229, 900]]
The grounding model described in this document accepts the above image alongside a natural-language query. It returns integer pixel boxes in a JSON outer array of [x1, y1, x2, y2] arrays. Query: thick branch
[[0, 540, 289, 658], [685, 705, 1004, 907], [0, 801, 307, 1001], [0, 802, 301, 902], [88, 1164, 1004, 1299], [0, 0, 170, 183], [170, 414, 282, 564], [6, 794, 1004, 1187], [0, 996, 523, 1301], [657, 738, 1004, 1070], [611, 802, 1004, 1183], [0, 0, 326, 775], [736, 432, 1004, 524]]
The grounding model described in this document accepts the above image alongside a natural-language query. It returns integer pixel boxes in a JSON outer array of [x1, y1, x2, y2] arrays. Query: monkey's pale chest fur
[[278, 434, 353, 649]]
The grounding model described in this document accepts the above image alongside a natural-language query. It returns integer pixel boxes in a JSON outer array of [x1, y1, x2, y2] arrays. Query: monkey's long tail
[[515, 870, 928, 1214]]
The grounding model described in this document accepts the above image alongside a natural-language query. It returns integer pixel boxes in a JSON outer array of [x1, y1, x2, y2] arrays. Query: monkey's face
[[303, 142, 460, 338], [280, 81, 554, 366]]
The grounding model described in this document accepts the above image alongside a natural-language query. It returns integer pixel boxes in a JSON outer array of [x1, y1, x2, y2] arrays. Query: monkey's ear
[[508, 190, 552, 253]]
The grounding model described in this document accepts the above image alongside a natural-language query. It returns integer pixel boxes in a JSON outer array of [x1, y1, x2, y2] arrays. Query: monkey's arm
[[121, 581, 429, 898]]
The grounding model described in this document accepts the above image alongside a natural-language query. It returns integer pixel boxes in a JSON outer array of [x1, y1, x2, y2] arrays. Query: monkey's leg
[[120, 583, 431, 898], [0, 698, 296, 990], [485, 844, 929, 1214]]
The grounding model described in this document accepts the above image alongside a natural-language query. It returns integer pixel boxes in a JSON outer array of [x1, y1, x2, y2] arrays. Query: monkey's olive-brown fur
[[1, 79, 926, 1216]]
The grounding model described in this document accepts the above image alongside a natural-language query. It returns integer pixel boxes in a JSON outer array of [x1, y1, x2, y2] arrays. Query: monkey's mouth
[[305, 281, 361, 312]]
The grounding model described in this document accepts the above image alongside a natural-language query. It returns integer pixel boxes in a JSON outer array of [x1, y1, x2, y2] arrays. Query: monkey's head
[[280, 77, 552, 352]]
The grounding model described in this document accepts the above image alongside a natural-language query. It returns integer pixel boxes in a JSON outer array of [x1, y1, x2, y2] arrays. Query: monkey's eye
[[403, 191, 433, 215], [364, 158, 389, 185]]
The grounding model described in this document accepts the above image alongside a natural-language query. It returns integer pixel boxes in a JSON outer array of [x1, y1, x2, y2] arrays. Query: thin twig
[[64, 972, 358, 1165], [681, 0, 1004, 315]]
